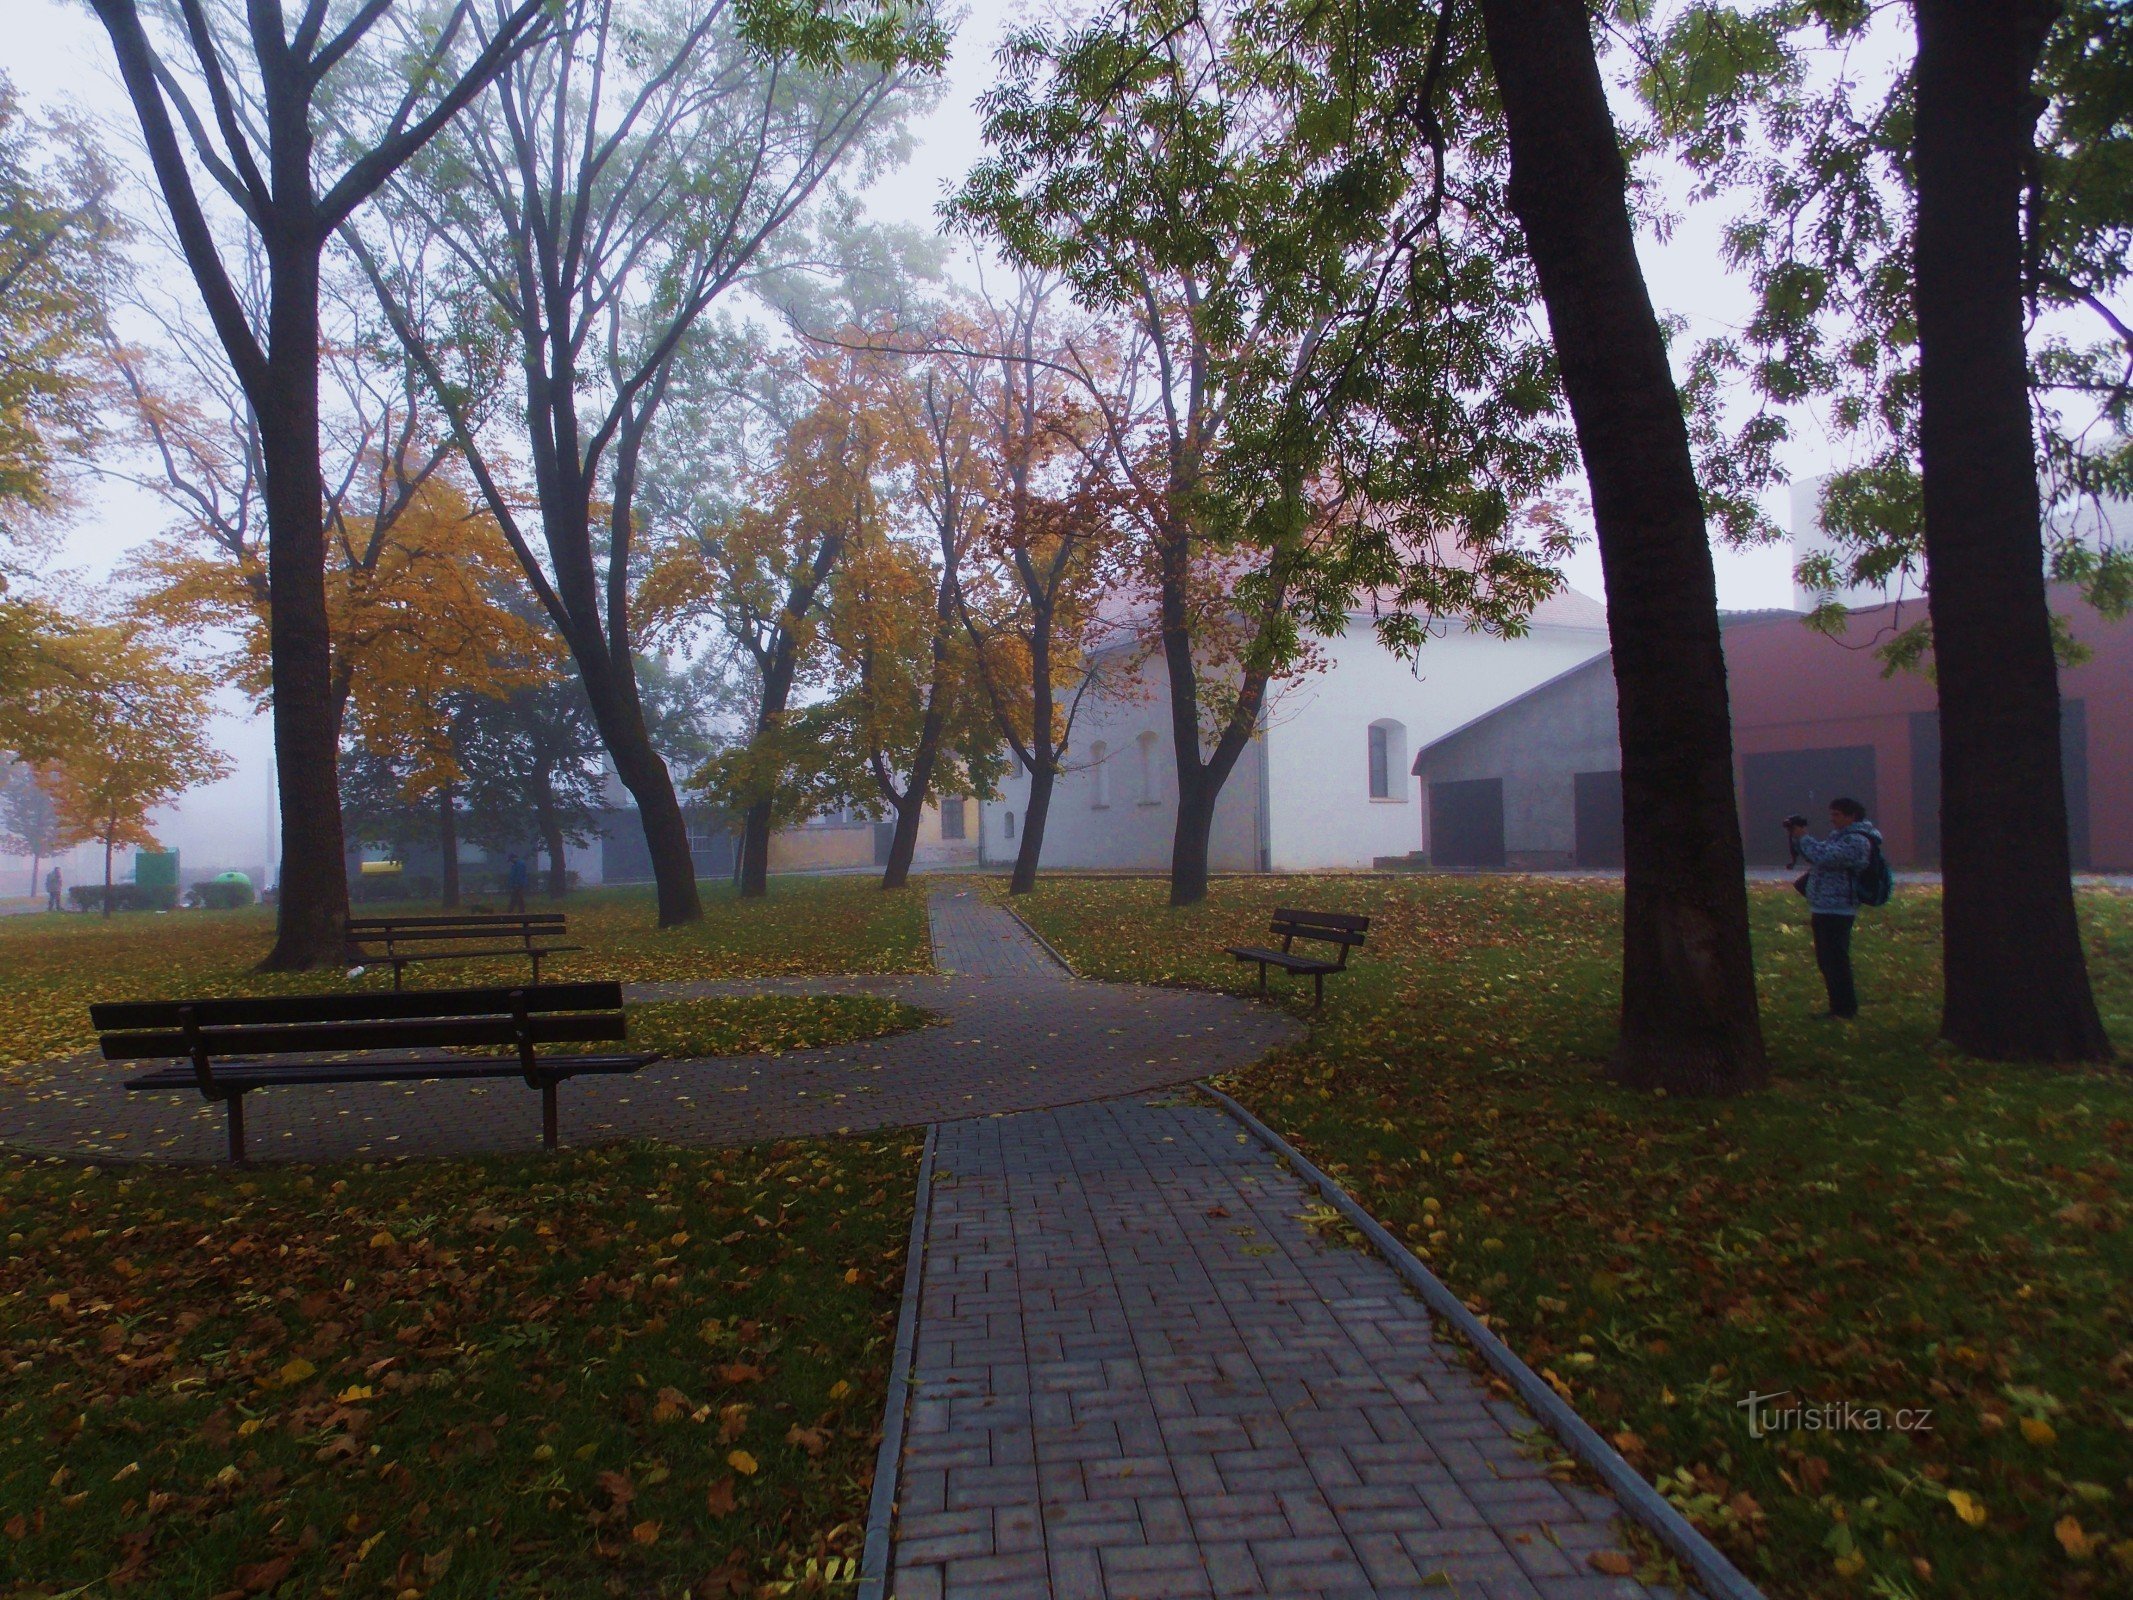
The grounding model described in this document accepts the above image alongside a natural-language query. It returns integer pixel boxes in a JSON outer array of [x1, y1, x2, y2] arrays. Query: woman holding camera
[[1785, 798, 1883, 1019]]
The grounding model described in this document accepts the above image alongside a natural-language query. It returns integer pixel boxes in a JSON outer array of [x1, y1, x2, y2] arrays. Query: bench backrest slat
[[98, 1010, 625, 1061], [347, 925, 567, 946], [1270, 908, 1369, 947], [346, 914, 566, 932], [91, 981, 622, 1034]]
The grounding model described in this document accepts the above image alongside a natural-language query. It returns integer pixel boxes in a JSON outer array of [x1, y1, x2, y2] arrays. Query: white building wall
[[980, 662, 1266, 871], [978, 607, 1609, 873], [1262, 616, 1611, 870]]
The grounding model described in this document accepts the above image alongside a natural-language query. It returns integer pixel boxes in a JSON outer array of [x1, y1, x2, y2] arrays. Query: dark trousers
[[1811, 913, 1858, 1017], [507, 884, 527, 913]]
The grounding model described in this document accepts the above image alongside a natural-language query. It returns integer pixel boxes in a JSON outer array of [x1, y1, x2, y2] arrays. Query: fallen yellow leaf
[[2057, 1516, 2099, 1561], [631, 1520, 661, 1545], [1947, 1489, 1987, 1527], [369, 1230, 396, 1249], [2020, 1416, 2057, 1446], [727, 1449, 758, 1476], [277, 1357, 316, 1387]]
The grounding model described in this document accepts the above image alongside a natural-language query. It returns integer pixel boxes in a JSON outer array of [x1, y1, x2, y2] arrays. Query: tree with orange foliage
[[643, 342, 892, 897], [34, 624, 230, 915], [110, 314, 548, 758], [924, 279, 1123, 895]]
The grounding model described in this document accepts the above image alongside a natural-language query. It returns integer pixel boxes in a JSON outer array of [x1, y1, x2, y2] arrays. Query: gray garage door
[[1573, 770, 1624, 869], [1741, 746, 1878, 865], [1430, 778, 1505, 869]]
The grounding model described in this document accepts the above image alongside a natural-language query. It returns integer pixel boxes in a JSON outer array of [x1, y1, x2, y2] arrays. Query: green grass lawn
[[0, 1136, 918, 1599], [0, 878, 932, 1073], [1013, 875, 2133, 1600]]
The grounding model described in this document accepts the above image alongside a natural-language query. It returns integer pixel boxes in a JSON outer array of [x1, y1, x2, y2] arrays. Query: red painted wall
[[1721, 587, 2132, 870]]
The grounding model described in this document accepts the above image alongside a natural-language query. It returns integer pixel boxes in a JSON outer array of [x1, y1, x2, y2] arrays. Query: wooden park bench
[[345, 912, 579, 989], [91, 983, 657, 1164], [1225, 908, 1370, 1007]]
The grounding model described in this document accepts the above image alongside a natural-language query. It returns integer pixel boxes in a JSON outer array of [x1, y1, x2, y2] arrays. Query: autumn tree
[[931, 280, 1123, 895], [646, 347, 887, 895], [35, 626, 231, 916], [84, 0, 550, 966], [818, 509, 1004, 891], [1645, 1, 2121, 1061], [0, 75, 119, 542], [953, 0, 1570, 905], [1, 759, 62, 896], [351, 0, 945, 927]]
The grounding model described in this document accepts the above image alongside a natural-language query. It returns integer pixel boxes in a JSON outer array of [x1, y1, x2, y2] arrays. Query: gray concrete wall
[[1413, 657, 1620, 864]]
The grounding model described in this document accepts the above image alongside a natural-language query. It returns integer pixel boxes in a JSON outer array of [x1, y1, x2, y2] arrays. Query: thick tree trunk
[[880, 707, 946, 892], [1169, 774, 1218, 909], [27, 851, 39, 898], [1010, 761, 1056, 896], [739, 799, 773, 898], [577, 648, 700, 925], [102, 831, 114, 918], [537, 787, 568, 899], [257, 246, 352, 971], [1913, 0, 2109, 1062], [1479, 0, 1766, 1094], [438, 783, 460, 908]]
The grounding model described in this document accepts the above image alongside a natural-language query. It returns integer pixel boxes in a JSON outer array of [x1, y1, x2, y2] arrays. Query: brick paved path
[[891, 1099, 1675, 1600], [0, 892, 1298, 1164]]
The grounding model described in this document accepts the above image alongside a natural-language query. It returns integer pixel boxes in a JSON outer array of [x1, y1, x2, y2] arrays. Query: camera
[[1782, 814, 1809, 829]]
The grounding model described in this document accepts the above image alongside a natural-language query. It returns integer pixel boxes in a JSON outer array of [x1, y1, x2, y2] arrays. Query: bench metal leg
[[530, 951, 543, 985], [1257, 962, 1268, 993], [542, 1081, 558, 1149], [225, 1093, 247, 1164], [391, 961, 405, 992]]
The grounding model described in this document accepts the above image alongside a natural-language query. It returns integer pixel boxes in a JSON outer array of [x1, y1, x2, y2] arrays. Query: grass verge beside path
[[1014, 875, 2133, 1600], [0, 878, 933, 1074], [0, 1135, 919, 1599]]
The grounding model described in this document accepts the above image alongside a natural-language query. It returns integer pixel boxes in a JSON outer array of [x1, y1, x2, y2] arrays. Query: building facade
[[977, 594, 1612, 873], [1411, 589, 2132, 871]]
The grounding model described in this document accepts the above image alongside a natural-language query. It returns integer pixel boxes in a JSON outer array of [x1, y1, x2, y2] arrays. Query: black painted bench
[[92, 983, 657, 1163], [345, 913, 579, 989], [1225, 908, 1370, 1007]]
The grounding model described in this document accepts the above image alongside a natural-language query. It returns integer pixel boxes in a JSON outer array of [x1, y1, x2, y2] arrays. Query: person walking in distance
[[44, 864, 62, 912], [505, 852, 530, 914], [1786, 797, 1886, 1019]]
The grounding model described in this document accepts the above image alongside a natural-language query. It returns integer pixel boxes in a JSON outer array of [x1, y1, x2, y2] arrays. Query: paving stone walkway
[[886, 900, 1675, 1600], [892, 1100, 1674, 1600], [0, 891, 1298, 1164]]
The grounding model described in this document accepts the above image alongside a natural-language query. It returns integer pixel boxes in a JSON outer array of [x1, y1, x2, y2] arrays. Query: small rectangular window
[[1004, 811, 1016, 839], [941, 797, 967, 840], [1369, 724, 1390, 799]]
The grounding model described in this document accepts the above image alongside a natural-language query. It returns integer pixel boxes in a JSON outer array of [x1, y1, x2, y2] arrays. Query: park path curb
[[998, 901, 1078, 976], [1198, 1081, 1767, 1600], [857, 1122, 938, 1600]]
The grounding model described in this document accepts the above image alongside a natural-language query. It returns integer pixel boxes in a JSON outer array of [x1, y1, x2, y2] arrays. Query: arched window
[[1004, 811, 1016, 839], [1137, 730, 1160, 804], [1368, 719, 1408, 800], [1090, 741, 1110, 807]]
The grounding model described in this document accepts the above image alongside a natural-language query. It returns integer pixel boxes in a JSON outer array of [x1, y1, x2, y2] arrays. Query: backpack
[[1855, 831, 1894, 907]]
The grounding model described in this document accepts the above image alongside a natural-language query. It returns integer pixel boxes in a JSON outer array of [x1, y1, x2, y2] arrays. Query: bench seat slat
[[91, 982, 621, 1033], [1224, 944, 1341, 974], [123, 1052, 655, 1092], [99, 1012, 625, 1061]]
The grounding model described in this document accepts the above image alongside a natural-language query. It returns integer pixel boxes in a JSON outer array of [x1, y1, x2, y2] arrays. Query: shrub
[[68, 883, 174, 913], [186, 879, 256, 910]]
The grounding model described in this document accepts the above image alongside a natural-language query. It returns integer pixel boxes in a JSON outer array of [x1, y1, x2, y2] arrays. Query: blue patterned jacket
[[1795, 821, 1881, 915]]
